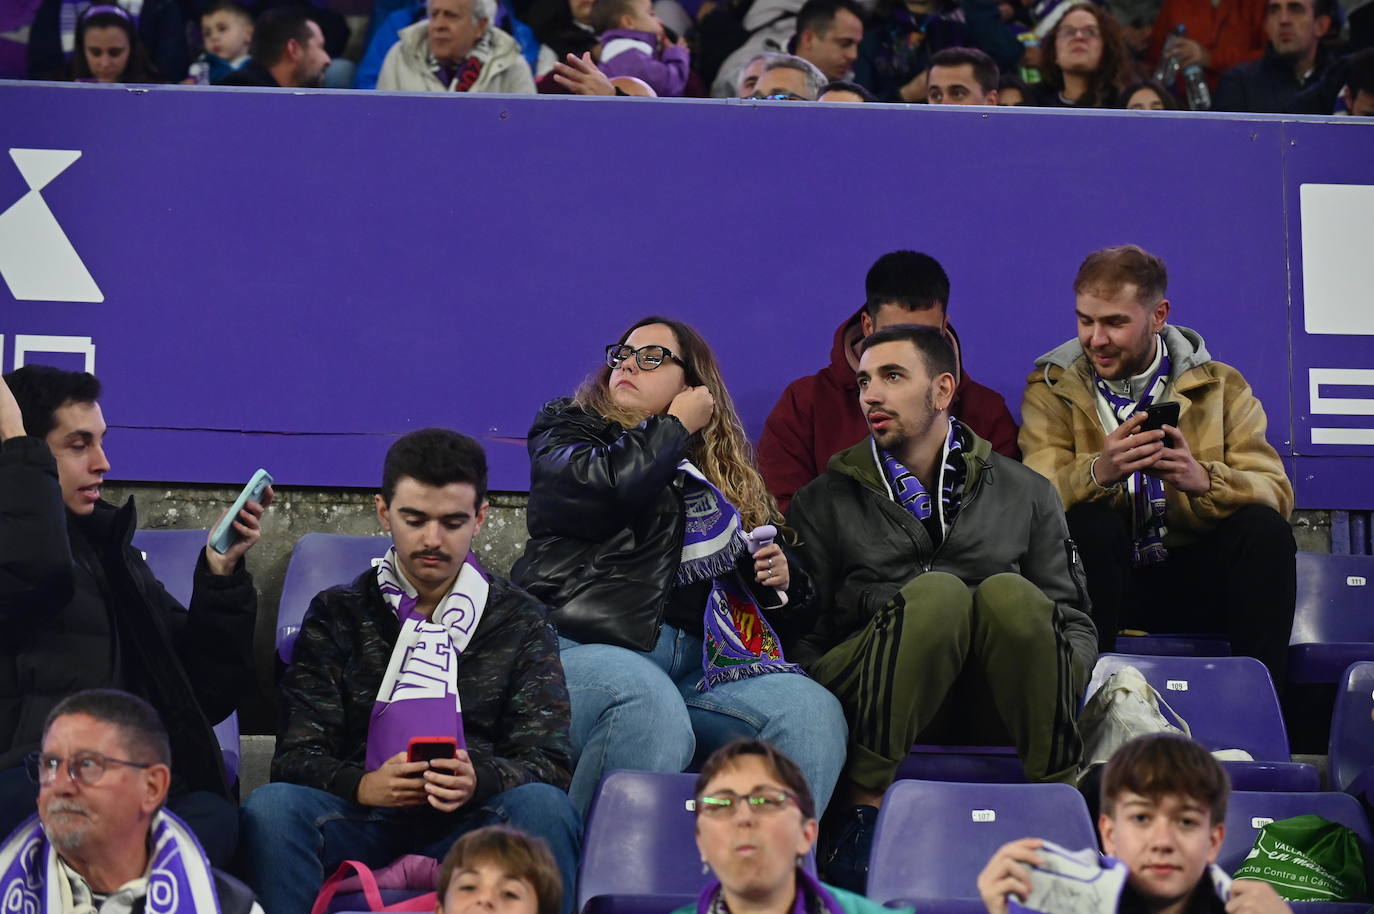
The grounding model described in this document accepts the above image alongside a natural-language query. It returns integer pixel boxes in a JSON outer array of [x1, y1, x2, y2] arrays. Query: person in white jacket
[[377, 0, 536, 93]]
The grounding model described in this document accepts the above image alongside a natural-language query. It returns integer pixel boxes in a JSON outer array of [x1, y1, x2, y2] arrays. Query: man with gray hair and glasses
[[0, 689, 262, 914], [752, 53, 827, 98], [377, 0, 536, 92]]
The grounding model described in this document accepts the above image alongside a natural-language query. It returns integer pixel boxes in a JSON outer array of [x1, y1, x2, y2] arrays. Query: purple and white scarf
[[365, 548, 488, 770], [696, 866, 846, 914], [878, 418, 969, 547], [678, 462, 801, 691], [0, 810, 220, 914], [1093, 344, 1173, 566]]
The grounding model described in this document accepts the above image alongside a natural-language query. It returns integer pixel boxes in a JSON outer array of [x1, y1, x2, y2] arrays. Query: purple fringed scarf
[[365, 548, 488, 770], [696, 867, 846, 914], [878, 418, 968, 548], [0, 810, 220, 914], [1093, 343, 1173, 566], [677, 462, 801, 691]]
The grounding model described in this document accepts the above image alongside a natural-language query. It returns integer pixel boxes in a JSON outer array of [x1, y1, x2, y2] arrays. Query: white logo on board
[[0, 149, 103, 303]]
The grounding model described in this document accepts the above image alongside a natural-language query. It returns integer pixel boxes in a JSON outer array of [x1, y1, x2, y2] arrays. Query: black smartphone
[[407, 736, 457, 767], [1139, 401, 1180, 434]]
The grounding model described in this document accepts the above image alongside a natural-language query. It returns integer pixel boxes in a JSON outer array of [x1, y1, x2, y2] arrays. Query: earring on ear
[[701, 858, 710, 874]]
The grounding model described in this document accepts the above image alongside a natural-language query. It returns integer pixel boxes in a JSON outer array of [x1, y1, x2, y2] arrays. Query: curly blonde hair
[[573, 316, 782, 530]]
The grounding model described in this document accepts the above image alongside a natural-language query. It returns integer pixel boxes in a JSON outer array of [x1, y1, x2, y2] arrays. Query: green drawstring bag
[[1233, 814, 1370, 902]]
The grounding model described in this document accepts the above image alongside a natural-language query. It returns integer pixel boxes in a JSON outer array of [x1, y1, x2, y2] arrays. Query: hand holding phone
[[1137, 402, 1180, 437], [408, 736, 458, 769], [209, 468, 273, 555]]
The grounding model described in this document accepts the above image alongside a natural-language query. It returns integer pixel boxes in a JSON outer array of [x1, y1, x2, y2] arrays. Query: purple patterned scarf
[[1093, 343, 1173, 566], [677, 462, 801, 690], [365, 548, 488, 770], [878, 418, 969, 547], [0, 810, 220, 914]]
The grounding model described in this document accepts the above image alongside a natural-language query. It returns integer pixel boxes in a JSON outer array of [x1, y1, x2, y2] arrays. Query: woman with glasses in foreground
[[683, 740, 899, 914], [512, 317, 846, 818]]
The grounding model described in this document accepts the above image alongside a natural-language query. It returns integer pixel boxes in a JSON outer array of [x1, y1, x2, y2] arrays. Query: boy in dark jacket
[[0, 366, 267, 866], [239, 428, 578, 914]]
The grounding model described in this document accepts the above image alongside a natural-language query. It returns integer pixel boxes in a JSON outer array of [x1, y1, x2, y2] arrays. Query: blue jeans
[[238, 781, 580, 914], [560, 626, 848, 817]]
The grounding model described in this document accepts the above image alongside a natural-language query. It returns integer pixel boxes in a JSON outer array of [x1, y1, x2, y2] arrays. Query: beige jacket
[[1019, 325, 1292, 543], [376, 20, 536, 94]]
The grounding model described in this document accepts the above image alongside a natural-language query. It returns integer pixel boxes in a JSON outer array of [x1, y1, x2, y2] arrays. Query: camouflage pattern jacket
[[272, 566, 572, 809]]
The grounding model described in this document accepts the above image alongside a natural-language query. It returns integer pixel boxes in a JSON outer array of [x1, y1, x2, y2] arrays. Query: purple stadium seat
[[578, 770, 710, 914], [277, 533, 389, 664], [1086, 655, 1319, 792], [134, 529, 240, 784], [1115, 634, 1232, 657], [894, 746, 1025, 784], [867, 779, 1097, 908], [1218, 789, 1373, 914], [133, 527, 208, 608], [1329, 662, 1374, 798], [1289, 553, 1374, 685], [578, 770, 819, 914]]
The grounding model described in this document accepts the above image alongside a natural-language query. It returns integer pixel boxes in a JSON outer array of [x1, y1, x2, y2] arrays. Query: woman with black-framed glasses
[[511, 316, 846, 819]]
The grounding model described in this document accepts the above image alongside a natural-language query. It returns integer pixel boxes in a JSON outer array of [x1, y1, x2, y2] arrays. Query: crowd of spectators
[[4, 0, 1372, 111]]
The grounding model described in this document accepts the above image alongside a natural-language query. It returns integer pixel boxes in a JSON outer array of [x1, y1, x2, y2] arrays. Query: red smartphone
[[407, 736, 457, 767]]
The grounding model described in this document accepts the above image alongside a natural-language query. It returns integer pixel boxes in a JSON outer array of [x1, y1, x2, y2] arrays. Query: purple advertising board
[[1, 82, 1371, 505]]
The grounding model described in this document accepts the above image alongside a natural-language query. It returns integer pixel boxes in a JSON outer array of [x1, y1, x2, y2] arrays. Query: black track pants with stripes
[[808, 571, 1089, 793]]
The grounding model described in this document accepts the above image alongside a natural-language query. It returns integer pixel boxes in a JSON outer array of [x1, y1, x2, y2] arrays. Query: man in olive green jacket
[[789, 324, 1096, 891], [1018, 244, 1294, 678]]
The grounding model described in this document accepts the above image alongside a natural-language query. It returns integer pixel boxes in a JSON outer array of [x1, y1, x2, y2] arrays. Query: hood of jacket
[[397, 18, 524, 76], [1031, 323, 1212, 384], [826, 418, 995, 497]]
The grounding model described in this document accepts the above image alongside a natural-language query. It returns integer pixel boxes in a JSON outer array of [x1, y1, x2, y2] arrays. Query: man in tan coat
[[1019, 245, 1295, 683], [377, 0, 536, 93]]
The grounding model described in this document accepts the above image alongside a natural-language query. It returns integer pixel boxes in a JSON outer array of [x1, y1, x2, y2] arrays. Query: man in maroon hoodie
[[759, 251, 1021, 510]]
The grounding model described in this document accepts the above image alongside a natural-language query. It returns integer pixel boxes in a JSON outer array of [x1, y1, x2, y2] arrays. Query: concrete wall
[[104, 479, 1335, 733]]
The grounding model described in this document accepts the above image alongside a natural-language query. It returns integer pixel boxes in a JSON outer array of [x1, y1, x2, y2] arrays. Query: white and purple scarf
[[365, 548, 488, 770], [678, 462, 801, 691], [1094, 345, 1173, 566], [696, 867, 846, 914], [0, 810, 220, 914]]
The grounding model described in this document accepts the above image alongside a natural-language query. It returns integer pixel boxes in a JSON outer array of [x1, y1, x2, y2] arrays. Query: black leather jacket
[[512, 399, 811, 652]]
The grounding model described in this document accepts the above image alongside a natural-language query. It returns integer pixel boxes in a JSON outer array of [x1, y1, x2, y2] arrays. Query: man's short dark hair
[[694, 739, 816, 820], [930, 46, 999, 94], [864, 250, 951, 317], [249, 7, 315, 67], [3, 365, 101, 440], [1347, 48, 1374, 97], [795, 0, 861, 38], [381, 428, 488, 506], [819, 78, 876, 100], [1100, 734, 1229, 825], [859, 324, 957, 381], [1074, 244, 1168, 306], [44, 689, 172, 767]]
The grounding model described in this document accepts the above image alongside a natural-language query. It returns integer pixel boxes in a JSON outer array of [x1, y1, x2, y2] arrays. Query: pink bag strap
[[310, 860, 386, 914]]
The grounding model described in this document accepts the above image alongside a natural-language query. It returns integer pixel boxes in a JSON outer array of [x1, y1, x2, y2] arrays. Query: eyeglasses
[[1058, 24, 1101, 39], [752, 91, 806, 101], [696, 789, 800, 818], [605, 344, 681, 371], [25, 751, 153, 787]]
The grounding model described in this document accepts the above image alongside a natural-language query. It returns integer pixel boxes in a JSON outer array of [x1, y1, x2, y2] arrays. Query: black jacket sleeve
[[525, 400, 692, 540]]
